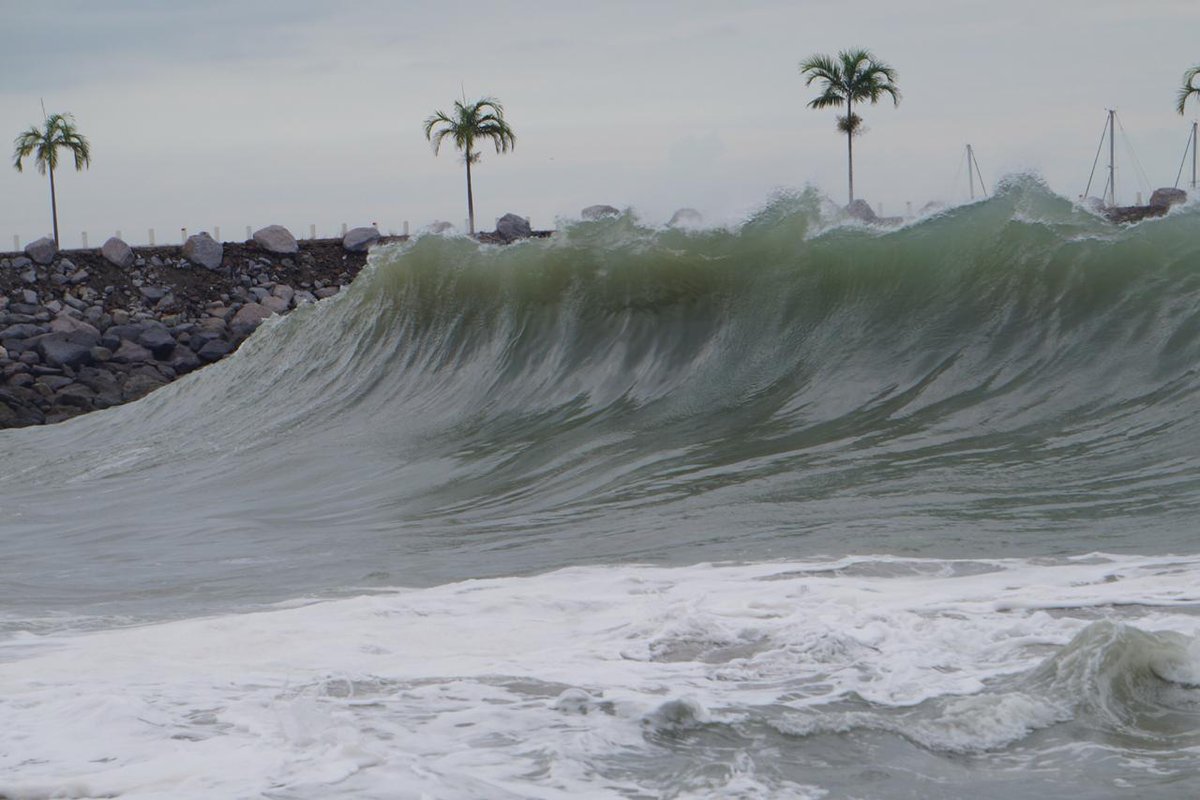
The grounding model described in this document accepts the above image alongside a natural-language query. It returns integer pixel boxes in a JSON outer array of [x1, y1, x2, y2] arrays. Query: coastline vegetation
[[12, 112, 91, 248], [423, 96, 516, 235], [1178, 65, 1200, 114], [799, 48, 900, 206]]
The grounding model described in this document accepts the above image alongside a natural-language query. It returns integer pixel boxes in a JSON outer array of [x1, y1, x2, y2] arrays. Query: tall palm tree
[[799, 49, 900, 205], [12, 112, 92, 247], [1177, 65, 1200, 114], [423, 96, 516, 234]]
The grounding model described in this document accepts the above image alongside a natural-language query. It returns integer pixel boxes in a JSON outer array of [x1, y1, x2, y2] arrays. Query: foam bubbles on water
[[2, 554, 1199, 798]]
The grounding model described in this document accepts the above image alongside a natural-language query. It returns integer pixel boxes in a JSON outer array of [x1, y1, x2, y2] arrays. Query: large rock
[[100, 236, 135, 268], [136, 324, 176, 359], [495, 213, 532, 243], [36, 334, 95, 369], [845, 200, 878, 222], [24, 236, 57, 266], [668, 208, 703, 228], [1149, 187, 1188, 209], [182, 232, 224, 271], [49, 314, 101, 338], [581, 204, 620, 220], [343, 226, 380, 252], [196, 338, 234, 363], [253, 225, 299, 254], [230, 302, 272, 336]]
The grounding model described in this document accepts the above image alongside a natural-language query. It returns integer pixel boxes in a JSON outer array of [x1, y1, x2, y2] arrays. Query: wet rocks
[[496, 213, 532, 243], [1149, 187, 1188, 208], [581, 204, 620, 220]]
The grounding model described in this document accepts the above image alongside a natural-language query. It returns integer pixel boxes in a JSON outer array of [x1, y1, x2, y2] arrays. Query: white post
[[341, 223, 347, 236], [403, 221, 409, 236], [116, 229, 122, 240], [81, 231, 88, 248], [1136, 192, 1142, 206], [12, 235, 18, 251], [310, 224, 316, 239], [246, 225, 252, 240], [181, 227, 187, 243], [214, 226, 220, 242], [148, 228, 155, 246]]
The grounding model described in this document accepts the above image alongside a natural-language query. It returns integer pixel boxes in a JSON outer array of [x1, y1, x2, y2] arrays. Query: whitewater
[[2, 178, 1199, 798]]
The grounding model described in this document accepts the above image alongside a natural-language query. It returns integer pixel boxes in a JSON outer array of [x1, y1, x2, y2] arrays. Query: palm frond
[[1178, 65, 1200, 114]]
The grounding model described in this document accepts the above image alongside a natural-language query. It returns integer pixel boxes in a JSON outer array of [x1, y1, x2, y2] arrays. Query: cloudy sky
[[2, 0, 1199, 247]]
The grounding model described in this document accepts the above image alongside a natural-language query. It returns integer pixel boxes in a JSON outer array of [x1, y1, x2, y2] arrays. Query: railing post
[[116, 229, 122, 241], [214, 225, 220, 241], [403, 221, 409, 236], [81, 231, 88, 248], [181, 227, 187, 244], [310, 224, 316, 239], [12, 235, 18, 251], [148, 228, 155, 246], [341, 223, 347, 236], [246, 225, 251, 240]]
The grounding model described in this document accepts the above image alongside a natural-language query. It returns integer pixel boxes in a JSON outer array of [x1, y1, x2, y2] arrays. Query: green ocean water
[[1, 177, 1199, 798]]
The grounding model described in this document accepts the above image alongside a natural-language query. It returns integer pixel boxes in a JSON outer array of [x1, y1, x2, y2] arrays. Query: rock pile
[[0, 230, 373, 428]]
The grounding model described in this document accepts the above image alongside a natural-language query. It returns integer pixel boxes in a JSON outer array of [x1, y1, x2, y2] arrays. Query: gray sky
[[3, 0, 1199, 247]]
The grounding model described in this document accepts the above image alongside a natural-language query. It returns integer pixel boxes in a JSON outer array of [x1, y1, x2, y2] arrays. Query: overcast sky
[[2, 0, 1199, 247]]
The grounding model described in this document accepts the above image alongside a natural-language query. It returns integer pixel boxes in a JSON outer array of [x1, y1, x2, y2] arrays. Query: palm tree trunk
[[846, 99, 854, 205], [465, 155, 475, 235], [48, 163, 60, 247]]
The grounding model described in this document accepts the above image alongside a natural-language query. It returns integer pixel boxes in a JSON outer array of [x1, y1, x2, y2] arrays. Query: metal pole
[[1108, 109, 1116, 206], [1185, 120, 1195, 190], [967, 144, 975, 200]]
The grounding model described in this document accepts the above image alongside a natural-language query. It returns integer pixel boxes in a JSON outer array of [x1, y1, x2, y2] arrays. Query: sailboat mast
[[967, 144, 976, 200], [1108, 109, 1116, 206], [1192, 120, 1197, 190]]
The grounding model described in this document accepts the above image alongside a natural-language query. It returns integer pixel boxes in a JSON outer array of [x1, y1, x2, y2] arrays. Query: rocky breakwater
[[0, 225, 383, 428]]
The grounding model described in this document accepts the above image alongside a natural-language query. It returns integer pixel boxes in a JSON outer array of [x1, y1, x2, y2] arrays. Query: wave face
[[4, 178, 1200, 797], [3, 179, 1200, 617]]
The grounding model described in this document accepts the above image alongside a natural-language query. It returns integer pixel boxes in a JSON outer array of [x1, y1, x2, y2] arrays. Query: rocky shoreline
[[0, 230, 384, 428], [0, 216, 555, 429]]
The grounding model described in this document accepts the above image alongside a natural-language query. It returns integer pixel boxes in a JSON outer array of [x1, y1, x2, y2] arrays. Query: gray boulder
[[137, 325, 176, 359], [182, 232, 224, 271], [49, 314, 101, 338], [845, 199, 878, 222], [495, 213, 532, 243], [100, 237, 135, 269], [253, 225, 299, 254], [581, 204, 620, 220], [24, 236, 57, 266], [1149, 187, 1188, 209], [112, 340, 153, 364], [230, 302, 272, 336], [343, 226, 380, 252], [197, 338, 234, 363], [37, 334, 95, 369], [668, 208, 703, 228]]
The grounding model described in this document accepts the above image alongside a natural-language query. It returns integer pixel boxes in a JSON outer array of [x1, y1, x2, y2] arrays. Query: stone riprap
[[0, 236, 376, 428]]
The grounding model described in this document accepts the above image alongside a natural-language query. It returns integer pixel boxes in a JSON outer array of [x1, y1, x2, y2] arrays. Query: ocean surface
[[2, 178, 1199, 799]]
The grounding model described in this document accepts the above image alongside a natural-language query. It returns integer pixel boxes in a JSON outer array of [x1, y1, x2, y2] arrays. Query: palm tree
[[423, 96, 516, 234], [12, 112, 92, 247], [1177, 65, 1200, 114], [799, 49, 900, 205]]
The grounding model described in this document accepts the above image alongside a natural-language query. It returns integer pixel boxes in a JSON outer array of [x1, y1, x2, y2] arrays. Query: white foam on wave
[[2, 553, 1199, 799]]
